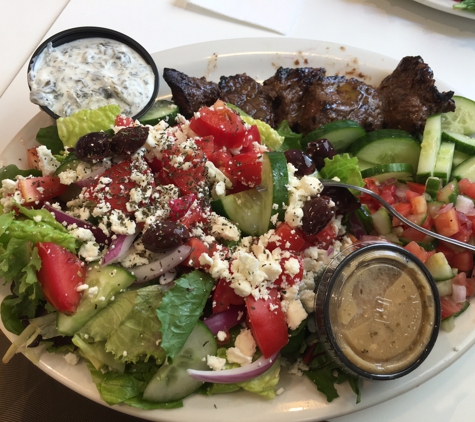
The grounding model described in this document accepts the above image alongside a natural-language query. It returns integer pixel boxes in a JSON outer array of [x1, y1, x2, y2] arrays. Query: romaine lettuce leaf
[[157, 270, 214, 359], [319, 153, 364, 188], [57, 104, 120, 147], [36, 125, 64, 154], [0, 165, 41, 183], [78, 285, 166, 365]]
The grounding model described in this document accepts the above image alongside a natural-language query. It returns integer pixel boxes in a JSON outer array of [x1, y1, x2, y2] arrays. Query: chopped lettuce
[[276, 120, 303, 151], [0, 239, 43, 334], [36, 125, 64, 154], [454, 0, 475, 10], [319, 153, 364, 188], [78, 285, 166, 365], [57, 104, 120, 147], [157, 270, 214, 359], [0, 165, 41, 183]]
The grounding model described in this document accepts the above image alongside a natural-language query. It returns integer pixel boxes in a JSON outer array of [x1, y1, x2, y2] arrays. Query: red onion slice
[[102, 234, 137, 265], [455, 195, 474, 215], [203, 306, 246, 335], [132, 245, 191, 284], [437, 203, 454, 214], [44, 203, 109, 244], [452, 283, 467, 303], [74, 166, 107, 188], [187, 351, 279, 384]]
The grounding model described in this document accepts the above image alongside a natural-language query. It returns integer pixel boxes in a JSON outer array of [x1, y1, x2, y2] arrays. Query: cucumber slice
[[360, 163, 413, 182], [139, 100, 179, 126], [348, 129, 421, 170], [441, 96, 475, 135], [436, 279, 453, 297], [301, 120, 365, 152], [416, 115, 442, 183], [371, 207, 391, 235], [143, 321, 217, 402], [211, 152, 289, 236], [441, 131, 475, 155], [54, 153, 80, 175], [452, 156, 475, 182], [437, 179, 459, 204], [425, 177, 442, 201], [453, 150, 469, 168], [433, 141, 454, 184], [356, 158, 375, 171], [57, 265, 135, 336], [424, 252, 454, 281]]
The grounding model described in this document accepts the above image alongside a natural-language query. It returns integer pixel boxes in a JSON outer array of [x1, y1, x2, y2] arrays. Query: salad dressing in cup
[[315, 241, 440, 380]]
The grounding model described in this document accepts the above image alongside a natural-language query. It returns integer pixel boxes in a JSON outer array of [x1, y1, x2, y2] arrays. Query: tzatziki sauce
[[28, 37, 155, 117]]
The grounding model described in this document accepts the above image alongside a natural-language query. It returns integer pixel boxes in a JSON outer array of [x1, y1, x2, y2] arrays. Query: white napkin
[[186, 0, 301, 35]]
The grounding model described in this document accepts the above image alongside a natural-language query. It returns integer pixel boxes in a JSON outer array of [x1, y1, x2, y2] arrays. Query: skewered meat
[[218, 74, 275, 126], [163, 68, 219, 119], [377, 56, 455, 135], [263, 67, 326, 130]]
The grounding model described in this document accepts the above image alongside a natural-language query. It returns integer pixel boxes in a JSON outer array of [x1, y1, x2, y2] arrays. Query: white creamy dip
[[28, 37, 155, 117]]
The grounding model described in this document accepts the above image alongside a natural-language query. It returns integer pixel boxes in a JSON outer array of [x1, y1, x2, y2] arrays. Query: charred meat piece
[[377, 56, 455, 135], [218, 74, 275, 126], [263, 67, 326, 129], [163, 68, 219, 119], [293, 75, 383, 134]]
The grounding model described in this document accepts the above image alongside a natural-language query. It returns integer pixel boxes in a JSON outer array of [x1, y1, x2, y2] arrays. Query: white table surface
[[1, 0, 475, 421]]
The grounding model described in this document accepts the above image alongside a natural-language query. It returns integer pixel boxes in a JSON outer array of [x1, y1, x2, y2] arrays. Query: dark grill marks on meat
[[377, 56, 455, 135], [218, 74, 275, 126], [263, 67, 326, 129], [163, 68, 219, 119], [296, 76, 384, 134]]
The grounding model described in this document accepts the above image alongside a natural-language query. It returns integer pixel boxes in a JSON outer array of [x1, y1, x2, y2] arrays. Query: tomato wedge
[[212, 278, 245, 314], [36, 242, 86, 314], [246, 288, 288, 358], [18, 177, 67, 204], [190, 101, 246, 149]]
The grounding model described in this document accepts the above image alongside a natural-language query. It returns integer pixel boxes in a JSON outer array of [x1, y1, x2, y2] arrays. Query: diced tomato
[[404, 241, 430, 263], [145, 156, 163, 174], [458, 178, 475, 200], [212, 278, 245, 314], [83, 160, 140, 214], [161, 144, 207, 195], [448, 250, 474, 272], [304, 223, 338, 250], [246, 288, 288, 358], [400, 227, 428, 242], [434, 208, 460, 237], [228, 151, 262, 187], [410, 195, 427, 214], [421, 214, 433, 230], [179, 202, 208, 228], [274, 255, 304, 287], [18, 177, 67, 204], [266, 223, 307, 252], [393, 202, 412, 217], [27, 147, 40, 170], [406, 182, 426, 195], [440, 296, 464, 319], [380, 184, 396, 205], [168, 194, 196, 221], [452, 272, 475, 298], [36, 242, 86, 314], [405, 189, 421, 201], [115, 115, 134, 127], [194, 135, 216, 158], [189, 101, 246, 149], [436, 242, 457, 262], [184, 237, 209, 268], [240, 124, 261, 151]]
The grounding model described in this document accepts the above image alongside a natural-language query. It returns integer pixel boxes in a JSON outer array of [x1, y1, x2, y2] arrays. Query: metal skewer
[[321, 179, 475, 254]]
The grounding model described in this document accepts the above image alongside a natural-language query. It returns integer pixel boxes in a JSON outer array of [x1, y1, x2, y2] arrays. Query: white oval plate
[[413, 0, 475, 20], [0, 37, 472, 422]]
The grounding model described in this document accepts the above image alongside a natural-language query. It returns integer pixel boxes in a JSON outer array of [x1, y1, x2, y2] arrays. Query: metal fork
[[321, 179, 475, 253]]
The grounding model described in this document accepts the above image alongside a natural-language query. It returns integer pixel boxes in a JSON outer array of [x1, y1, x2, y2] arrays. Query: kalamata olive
[[301, 195, 335, 235], [74, 132, 111, 162], [284, 149, 316, 177], [110, 126, 149, 157], [321, 186, 359, 216], [27, 334, 42, 348], [142, 221, 190, 253], [305, 138, 336, 170]]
